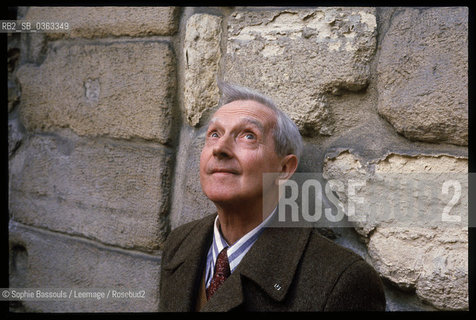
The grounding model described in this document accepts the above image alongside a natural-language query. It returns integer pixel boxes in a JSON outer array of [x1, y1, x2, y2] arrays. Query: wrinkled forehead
[[209, 100, 277, 130], [209, 116, 265, 132]]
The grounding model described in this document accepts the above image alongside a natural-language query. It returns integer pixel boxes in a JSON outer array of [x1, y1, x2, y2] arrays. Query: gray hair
[[218, 81, 303, 161]]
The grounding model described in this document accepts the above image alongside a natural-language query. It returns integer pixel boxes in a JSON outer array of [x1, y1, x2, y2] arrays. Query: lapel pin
[[274, 283, 282, 291]]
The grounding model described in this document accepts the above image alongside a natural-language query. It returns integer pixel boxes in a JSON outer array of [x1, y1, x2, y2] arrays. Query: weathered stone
[[373, 154, 468, 310], [17, 41, 175, 144], [8, 119, 23, 158], [170, 126, 216, 229], [377, 7, 468, 146], [376, 153, 468, 174], [323, 151, 468, 310], [323, 150, 366, 178], [17, 32, 47, 65], [8, 77, 20, 113], [369, 227, 468, 310], [9, 221, 161, 312], [183, 14, 222, 126], [9, 132, 173, 251], [22, 7, 178, 38], [224, 8, 377, 136], [8, 47, 20, 112], [323, 150, 376, 235]]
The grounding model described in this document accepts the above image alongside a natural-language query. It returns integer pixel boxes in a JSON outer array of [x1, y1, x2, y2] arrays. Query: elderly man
[[159, 83, 386, 311]]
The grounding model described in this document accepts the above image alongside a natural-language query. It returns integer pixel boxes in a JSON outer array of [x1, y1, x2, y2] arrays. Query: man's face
[[199, 100, 283, 206]]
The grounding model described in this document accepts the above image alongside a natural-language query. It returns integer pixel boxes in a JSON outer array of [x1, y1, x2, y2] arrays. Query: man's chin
[[205, 194, 238, 205], [203, 189, 246, 207]]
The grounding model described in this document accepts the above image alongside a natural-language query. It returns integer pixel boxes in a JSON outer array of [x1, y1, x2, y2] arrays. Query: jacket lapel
[[161, 214, 215, 311], [202, 225, 312, 311], [200, 265, 245, 311], [238, 226, 312, 302]]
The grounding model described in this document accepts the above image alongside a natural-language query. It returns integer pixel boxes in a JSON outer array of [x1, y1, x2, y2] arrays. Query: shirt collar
[[211, 207, 277, 272]]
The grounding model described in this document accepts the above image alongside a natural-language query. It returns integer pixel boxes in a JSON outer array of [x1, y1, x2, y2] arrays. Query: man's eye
[[244, 133, 255, 140], [209, 132, 219, 138]]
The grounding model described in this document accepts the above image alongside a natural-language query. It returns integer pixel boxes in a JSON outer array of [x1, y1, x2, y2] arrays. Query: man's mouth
[[210, 168, 239, 175]]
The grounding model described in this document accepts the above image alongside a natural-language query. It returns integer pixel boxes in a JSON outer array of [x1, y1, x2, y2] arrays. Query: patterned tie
[[206, 247, 230, 300]]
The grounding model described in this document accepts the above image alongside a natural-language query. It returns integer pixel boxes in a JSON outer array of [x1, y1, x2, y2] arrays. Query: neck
[[215, 194, 277, 245]]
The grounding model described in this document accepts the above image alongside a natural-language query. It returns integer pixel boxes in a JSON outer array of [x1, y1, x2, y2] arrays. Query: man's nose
[[212, 134, 234, 159]]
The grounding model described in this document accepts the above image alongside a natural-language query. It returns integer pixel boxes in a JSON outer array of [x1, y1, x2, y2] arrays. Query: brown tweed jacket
[[159, 213, 386, 312]]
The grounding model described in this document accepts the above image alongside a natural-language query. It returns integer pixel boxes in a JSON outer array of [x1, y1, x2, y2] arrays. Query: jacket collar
[[202, 220, 312, 311], [163, 212, 312, 312]]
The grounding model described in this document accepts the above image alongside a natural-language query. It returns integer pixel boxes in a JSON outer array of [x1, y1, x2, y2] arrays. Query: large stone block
[[377, 7, 468, 146], [22, 7, 179, 38], [322, 151, 468, 310], [9, 132, 173, 251], [224, 8, 377, 136], [17, 41, 175, 144], [183, 14, 222, 126], [9, 221, 161, 312]]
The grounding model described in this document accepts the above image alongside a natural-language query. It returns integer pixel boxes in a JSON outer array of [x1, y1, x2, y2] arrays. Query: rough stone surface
[[17, 41, 175, 144], [377, 7, 468, 146], [9, 132, 173, 251], [9, 221, 161, 312], [323, 151, 468, 310], [369, 227, 468, 310], [8, 48, 20, 112], [21, 7, 179, 38], [17, 32, 47, 66], [183, 14, 222, 126], [8, 118, 23, 158], [225, 8, 377, 135], [170, 126, 217, 229], [376, 153, 468, 174], [323, 150, 366, 179], [8, 76, 20, 112]]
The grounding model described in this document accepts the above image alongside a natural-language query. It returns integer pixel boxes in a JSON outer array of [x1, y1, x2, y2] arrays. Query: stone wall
[[7, 7, 468, 311]]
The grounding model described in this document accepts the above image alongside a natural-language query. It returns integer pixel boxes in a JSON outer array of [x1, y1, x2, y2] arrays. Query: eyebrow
[[208, 117, 265, 133]]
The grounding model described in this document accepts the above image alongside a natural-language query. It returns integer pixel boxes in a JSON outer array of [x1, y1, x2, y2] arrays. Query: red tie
[[206, 248, 230, 300]]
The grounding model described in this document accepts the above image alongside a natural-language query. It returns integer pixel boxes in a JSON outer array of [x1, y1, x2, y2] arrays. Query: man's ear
[[277, 154, 298, 182]]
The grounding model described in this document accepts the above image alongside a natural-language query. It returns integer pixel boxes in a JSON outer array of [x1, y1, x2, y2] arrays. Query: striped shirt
[[204, 207, 277, 289]]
